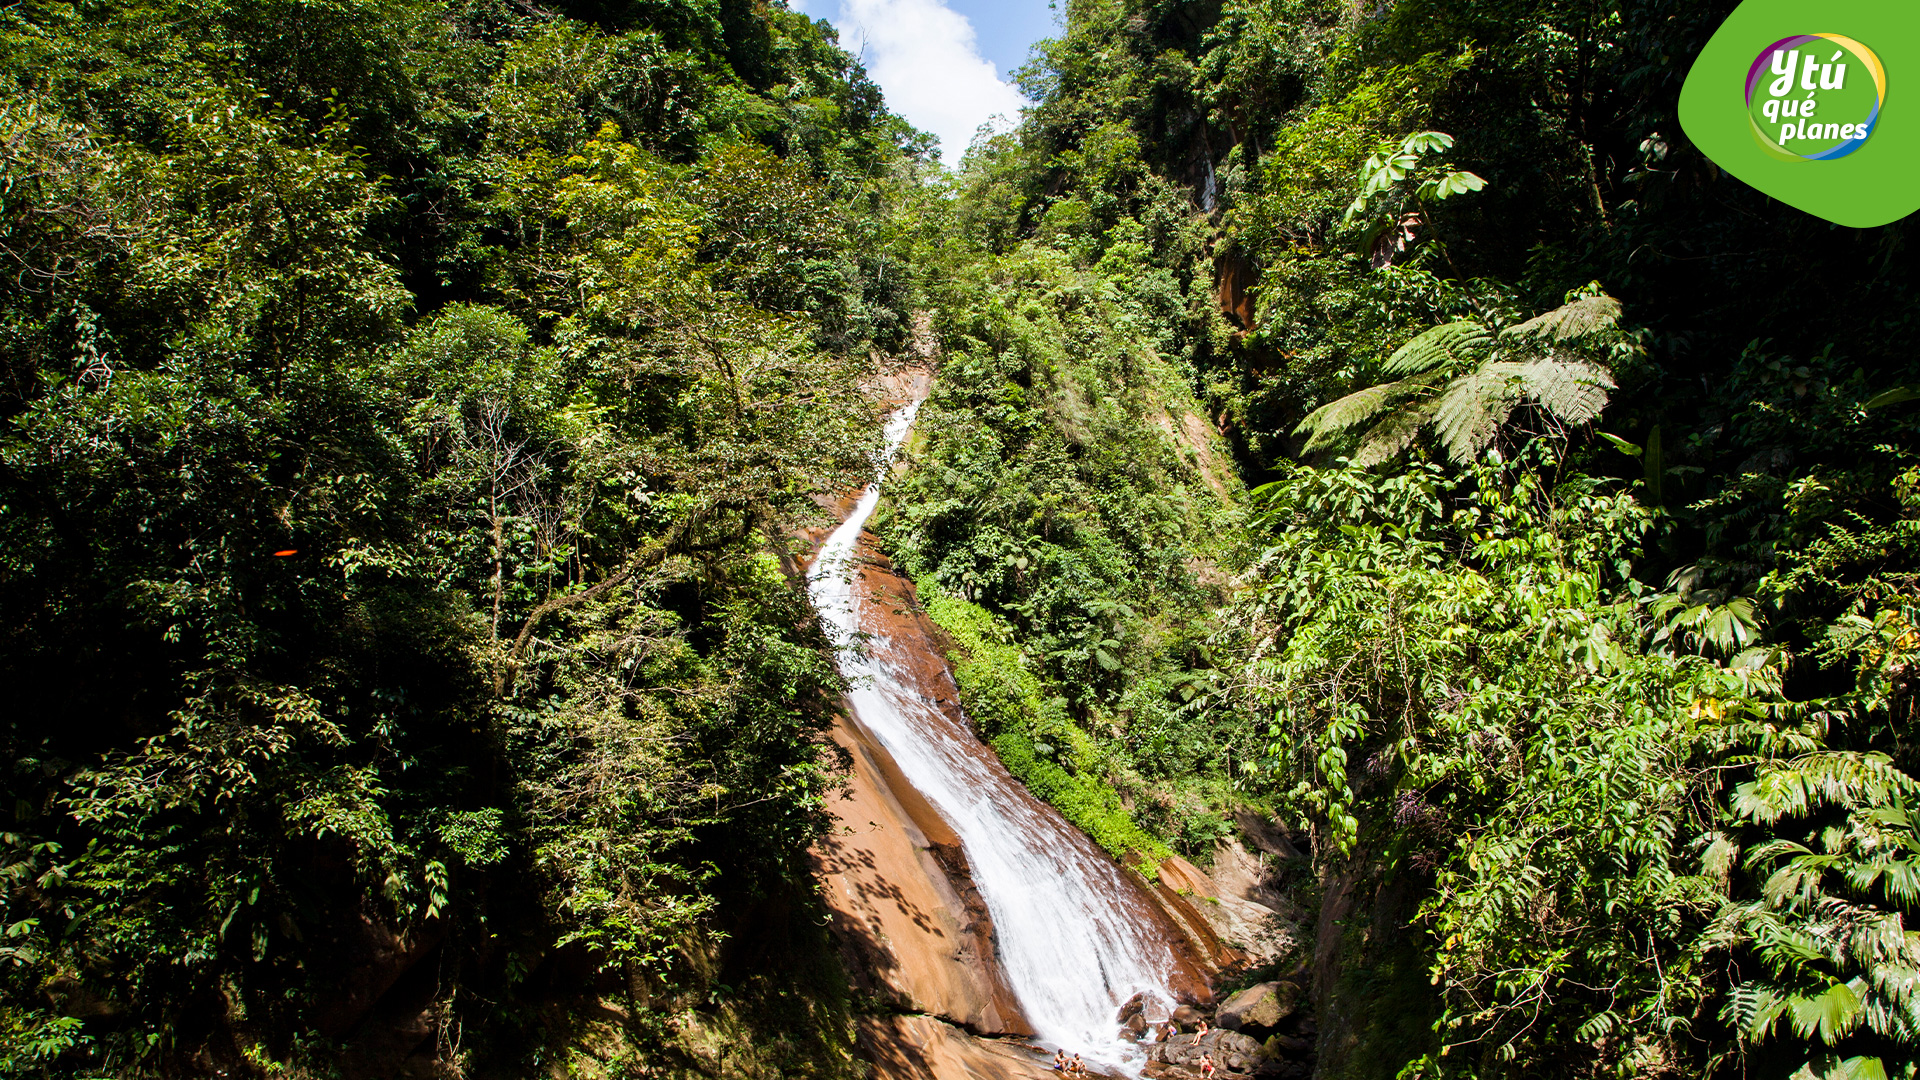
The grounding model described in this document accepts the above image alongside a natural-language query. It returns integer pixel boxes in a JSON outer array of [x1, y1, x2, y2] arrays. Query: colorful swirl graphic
[[1745, 34, 1886, 161]]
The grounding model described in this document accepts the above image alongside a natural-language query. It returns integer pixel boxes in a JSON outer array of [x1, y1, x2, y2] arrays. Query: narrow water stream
[[808, 398, 1186, 1074]]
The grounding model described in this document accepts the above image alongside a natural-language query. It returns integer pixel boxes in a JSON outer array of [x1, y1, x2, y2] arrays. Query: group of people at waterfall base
[[1049, 1017, 1216, 1077]]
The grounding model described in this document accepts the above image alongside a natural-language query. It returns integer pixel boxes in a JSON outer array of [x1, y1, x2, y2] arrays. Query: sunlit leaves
[[1293, 290, 1625, 468], [0, 0, 913, 1066], [1240, 456, 1713, 1071]]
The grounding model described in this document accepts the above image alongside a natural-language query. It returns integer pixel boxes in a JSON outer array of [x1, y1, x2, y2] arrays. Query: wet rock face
[[1216, 980, 1300, 1040]]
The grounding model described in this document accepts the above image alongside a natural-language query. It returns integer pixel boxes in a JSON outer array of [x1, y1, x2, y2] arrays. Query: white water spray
[[808, 399, 1182, 1073]]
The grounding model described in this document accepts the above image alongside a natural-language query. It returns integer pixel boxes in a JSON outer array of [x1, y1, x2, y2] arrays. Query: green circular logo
[[1746, 34, 1886, 160]]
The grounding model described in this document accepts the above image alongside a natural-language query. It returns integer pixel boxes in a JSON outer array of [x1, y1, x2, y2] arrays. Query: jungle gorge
[[2, 0, 1918, 1077]]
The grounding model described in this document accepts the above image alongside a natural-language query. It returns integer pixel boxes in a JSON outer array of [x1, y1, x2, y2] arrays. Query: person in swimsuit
[[1194, 1019, 1210, 1042], [1052, 1049, 1067, 1071], [1070, 1053, 1085, 1076], [1199, 1052, 1216, 1078]]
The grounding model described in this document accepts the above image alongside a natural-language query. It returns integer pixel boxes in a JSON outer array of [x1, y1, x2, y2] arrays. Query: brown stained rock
[[1138, 865, 1243, 986], [1148, 841, 1299, 973], [1215, 249, 1258, 332], [812, 707, 1029, 1036], [1158, 856, 1216, 898], [858, 1015, 1063, 1080]]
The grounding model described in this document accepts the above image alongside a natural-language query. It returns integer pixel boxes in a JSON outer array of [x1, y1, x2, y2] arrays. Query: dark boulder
[[1216, 980, 1300, 1040]]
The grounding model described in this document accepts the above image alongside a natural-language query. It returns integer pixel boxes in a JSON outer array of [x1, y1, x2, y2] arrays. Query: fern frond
[[1517, 357, 1616, 425], [1433, 362, 1524, 464], [1380, 320, 1492, 375], [1296, 375, 1435, 451], [1351, 396, 1440, 468], [1502, 293, 1624, 342]]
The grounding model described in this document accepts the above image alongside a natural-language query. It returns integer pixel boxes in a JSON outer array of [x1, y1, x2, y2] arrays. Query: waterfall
[[808, 398, 1182, 1074]]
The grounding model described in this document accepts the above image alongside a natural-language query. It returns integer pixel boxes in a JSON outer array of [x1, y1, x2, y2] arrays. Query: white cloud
[[830, 0, 1030, 163]]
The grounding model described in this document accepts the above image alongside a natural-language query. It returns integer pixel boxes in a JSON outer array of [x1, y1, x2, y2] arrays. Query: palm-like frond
[[1295, 373, 1438, 452], [1502, 293, 1623, 342], [1380, 320, 1493, 375], [1786, 979, 1869, 1044], [1734, 752, 1920, 826]]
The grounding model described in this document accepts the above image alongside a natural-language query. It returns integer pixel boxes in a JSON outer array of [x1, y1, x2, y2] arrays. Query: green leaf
[[1786, 980, 1864, 1044], [1599, 432, 1643, 457], [1295, 374, 1440, 451], [1863, 385, 1920, 409]]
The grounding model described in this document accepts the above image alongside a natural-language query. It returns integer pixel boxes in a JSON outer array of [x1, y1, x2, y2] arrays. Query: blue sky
[[940, 0, 1060, 80], [789, 0, 1061, 162]]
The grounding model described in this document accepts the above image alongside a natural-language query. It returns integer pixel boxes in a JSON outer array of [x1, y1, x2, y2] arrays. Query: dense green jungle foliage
[[873, 0, 1920, 1078], [8, 0, 1920, 1076], [0, 0, 935, 1074]]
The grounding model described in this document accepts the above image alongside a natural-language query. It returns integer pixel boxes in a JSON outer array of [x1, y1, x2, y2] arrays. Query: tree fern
[[1296, 290, 1625, 467], [1297, 372, 1441, 453], [1432, 362, 1519, 463], [1502, 292, 1623, 342], [1379, 320, 1491, 375], [1517, 356, 1615, 424], [1352, 397, 1439, 468]]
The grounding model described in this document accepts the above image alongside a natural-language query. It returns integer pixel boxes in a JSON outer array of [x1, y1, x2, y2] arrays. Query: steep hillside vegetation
[[0, 0, 928, 1074], [885, 0, 1920, 1077]]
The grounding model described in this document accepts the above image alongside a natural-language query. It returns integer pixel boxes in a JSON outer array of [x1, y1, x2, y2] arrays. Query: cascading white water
[[808, 399, 1182, 1074]]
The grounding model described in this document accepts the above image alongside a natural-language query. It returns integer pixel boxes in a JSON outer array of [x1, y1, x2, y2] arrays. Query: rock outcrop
[[1216, 980, 1300, 1040], [1150, 839, 1297, 971], [1144, 1029, 1264, 1076], [858, 1015, 1059, 1080]]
